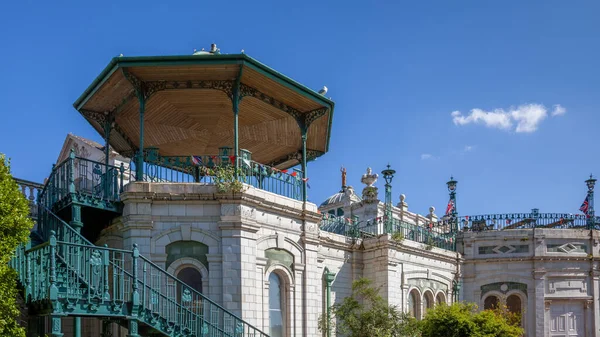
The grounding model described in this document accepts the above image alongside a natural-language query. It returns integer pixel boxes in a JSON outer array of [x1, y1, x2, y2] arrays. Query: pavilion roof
[[73, 53, 335, 169]]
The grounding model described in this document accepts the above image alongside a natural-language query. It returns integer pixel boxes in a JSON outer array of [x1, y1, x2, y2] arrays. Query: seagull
[[119, 53, 123, 57], [318, 86, 328, 95], [241, 49, 245, 53]]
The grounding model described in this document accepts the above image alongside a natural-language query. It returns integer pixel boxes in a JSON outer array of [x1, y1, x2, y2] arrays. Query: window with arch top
[[269, 273, 285, 337]]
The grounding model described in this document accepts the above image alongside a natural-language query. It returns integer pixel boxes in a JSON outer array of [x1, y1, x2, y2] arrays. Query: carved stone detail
[[221, 204, 241, 216]]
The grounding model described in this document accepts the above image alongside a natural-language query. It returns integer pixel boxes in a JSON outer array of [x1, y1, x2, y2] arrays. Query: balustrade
[[128, 147, 304, 201], [459, 211, 600, 231], [319, 214, 456, 251]]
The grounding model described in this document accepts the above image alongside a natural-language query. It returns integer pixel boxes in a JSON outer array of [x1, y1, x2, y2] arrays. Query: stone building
[[9, 47, 599, 337]]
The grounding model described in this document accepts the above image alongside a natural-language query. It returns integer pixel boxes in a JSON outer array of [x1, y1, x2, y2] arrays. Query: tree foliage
[[0, 154, 34, 337], [319, 278, 419, 337], [419, 302, 523, 337]]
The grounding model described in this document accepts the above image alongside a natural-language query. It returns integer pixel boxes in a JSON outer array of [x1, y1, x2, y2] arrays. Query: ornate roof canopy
[[73, 53, 335, 169]]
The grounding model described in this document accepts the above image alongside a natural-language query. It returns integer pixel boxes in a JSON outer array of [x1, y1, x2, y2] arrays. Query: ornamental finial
[[341, 166, 347, 189]]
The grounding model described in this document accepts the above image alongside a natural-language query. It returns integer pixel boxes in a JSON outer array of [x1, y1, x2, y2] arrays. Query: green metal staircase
[[10, 153, 269, 337]]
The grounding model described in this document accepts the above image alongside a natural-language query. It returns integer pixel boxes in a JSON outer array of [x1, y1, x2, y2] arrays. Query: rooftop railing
[[320, 214, 457, 251], [128, 147, 304, 201], [459, 210, 600, 231]]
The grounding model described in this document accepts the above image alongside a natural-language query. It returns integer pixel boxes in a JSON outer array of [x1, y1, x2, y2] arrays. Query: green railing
[[459, 210, 600, 231], [320, 214, 457, 251], [12, 205, 269, 337], [129, 149, 304, 201], [39, 151, 124, 212]]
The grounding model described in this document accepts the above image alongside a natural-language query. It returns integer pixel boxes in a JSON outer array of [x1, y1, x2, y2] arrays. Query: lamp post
[[586, 174, 596, 229], [446, 176, 458, 232], [382, 165, 396, 234]]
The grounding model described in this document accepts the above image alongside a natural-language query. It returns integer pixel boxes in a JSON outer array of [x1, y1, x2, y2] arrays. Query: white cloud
[[463, 145, 475, 152], [451, 109, 512, 130], [421, 153, 434, 160], [451, 103, 565, 133], [551, 104, 566, 116]]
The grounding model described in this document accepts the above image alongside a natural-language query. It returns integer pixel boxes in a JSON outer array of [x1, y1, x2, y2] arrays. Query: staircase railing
[[37, 152, 124, 212], [17, 205, 269, 336]]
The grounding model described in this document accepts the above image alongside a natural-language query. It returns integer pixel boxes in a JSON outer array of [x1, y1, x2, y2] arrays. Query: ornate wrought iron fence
[[319, 214, 456, 251], [459, 212, 600, 231], [37, 153, 124, 212], [128, 150, 304, 201]]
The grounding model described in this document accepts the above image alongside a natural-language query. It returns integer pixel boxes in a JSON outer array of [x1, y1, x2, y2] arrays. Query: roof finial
[[341, 166, 347, 189]]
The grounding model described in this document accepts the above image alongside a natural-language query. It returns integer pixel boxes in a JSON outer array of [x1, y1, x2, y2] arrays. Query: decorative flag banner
[[445, 199, 455, 216], [242, 158, 251, 168], [281, 169, 288, 174], [191, 156, 203, 166], [229, 155, 236, 165], [579, 194, 590, 214], [465, 215, 469, 221], [302, 178, 309, 182], [506, 219, 512, 225], [291, 171, 297, 177]]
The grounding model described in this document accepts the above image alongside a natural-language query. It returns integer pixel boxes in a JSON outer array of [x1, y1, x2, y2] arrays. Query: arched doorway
[[269, 273, 285, 337], [483, 295, 499, 310]]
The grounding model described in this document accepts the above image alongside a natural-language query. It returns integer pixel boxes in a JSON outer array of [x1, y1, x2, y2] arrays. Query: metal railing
[[11, 205, 269, 337], [129, 151, 304, 201], [459, 211, 600, 231], [38, 152, 125, 211], [319, 214, 457, 251]]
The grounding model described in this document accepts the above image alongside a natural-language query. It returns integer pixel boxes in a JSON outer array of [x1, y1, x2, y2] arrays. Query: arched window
[[506, 294, 522, 326], [423, 292, 434, 312], [408, 289, 420, 319], [484, 295, 499, 310], [337, 208, 344, 217], [176, 267, 203, 304], [436, 293, 446, 306], [269, 273, 285, 337]]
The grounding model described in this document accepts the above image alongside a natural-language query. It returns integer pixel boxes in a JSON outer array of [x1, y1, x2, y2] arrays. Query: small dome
[[319, 186, 361, 208]]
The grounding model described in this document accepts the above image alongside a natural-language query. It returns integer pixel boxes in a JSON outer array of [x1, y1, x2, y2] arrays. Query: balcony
[[128, 147, 305, 201]]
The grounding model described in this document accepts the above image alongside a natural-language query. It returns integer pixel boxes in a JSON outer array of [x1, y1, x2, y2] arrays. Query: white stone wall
[[460, 228, 600, 337]]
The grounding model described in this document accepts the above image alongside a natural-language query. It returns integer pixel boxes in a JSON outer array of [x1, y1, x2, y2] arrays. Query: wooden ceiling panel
[[83, 72, 134, 112], [242, 67, 322, 112], [238, 97, 290, 126]]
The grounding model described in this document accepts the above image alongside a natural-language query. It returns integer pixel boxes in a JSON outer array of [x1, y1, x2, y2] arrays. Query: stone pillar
[[302, 219, 321, 336], [533, 269, 546, 337], [207, 254, 223, 304], [219, 203, 260, 324]]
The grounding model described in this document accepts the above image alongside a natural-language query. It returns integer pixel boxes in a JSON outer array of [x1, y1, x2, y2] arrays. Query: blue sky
[[1, 0, 599, 217]]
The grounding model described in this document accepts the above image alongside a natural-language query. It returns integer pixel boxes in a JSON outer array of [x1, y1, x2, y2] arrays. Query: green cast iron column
[[324, 268, 335, 337], [136, 95, 145, 181], [301, 129, 308, 203], [232, 65, 243, 177], [104, 119, 112, 168], [381, 165, 396, 233], [586, 175, 596, 229]]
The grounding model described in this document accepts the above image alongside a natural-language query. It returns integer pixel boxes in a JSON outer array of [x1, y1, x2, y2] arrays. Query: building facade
[[9, 48, 599, 337]]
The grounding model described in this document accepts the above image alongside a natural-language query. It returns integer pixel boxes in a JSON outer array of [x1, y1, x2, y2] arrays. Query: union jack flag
[[445, 198, 455, 216], [191, 155, 203, 166], [580, 194, 590, 214]]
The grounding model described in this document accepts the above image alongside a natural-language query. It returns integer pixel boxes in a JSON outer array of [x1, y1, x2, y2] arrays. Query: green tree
[[319, 278, 419, 337], [419, 302, 523, 337], [0, 154, 34, 337]]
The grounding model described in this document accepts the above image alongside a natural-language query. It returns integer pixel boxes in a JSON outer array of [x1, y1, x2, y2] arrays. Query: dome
[[319, 186, 361, 208]]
